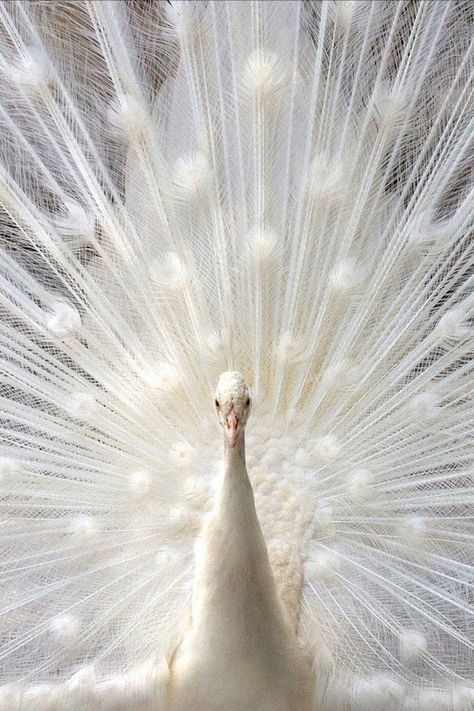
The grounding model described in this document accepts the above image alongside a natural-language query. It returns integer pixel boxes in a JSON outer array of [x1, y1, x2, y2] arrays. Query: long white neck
[[215, 431, 253, 531], [168, 427, 315, 710], [192, 429, 285, 635]]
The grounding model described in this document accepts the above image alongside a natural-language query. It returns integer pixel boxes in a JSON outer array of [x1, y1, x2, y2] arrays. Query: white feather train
[[0, 1, 473, 709]]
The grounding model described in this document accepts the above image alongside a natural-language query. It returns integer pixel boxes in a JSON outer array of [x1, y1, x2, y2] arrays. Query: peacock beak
[[225, 410, 239, 447]]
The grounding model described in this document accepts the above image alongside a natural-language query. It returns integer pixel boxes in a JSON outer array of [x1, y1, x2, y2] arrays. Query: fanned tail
[[0, 1, 472, 709]]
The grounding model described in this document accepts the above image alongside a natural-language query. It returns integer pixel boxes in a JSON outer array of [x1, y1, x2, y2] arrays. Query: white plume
[[0, 1, 472, 709]]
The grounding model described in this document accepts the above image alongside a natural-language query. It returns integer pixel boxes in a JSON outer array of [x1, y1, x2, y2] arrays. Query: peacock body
[[0, 1, 473, 709]]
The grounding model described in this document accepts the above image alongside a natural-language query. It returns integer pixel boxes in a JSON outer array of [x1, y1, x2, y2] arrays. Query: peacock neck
[[170, 423, 315, 710], [190, 427, 265, 630], [218, 431, 253, 511], [224, 429, 246, 471]]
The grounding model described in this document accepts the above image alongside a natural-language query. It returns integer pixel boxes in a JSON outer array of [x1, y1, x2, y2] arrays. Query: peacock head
[[214, 371, 251, 447]]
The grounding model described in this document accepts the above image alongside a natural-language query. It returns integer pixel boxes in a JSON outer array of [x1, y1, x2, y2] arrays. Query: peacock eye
[[215, 399, 220, 408]]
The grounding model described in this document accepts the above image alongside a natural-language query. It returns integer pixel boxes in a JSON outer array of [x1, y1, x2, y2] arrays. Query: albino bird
[[167, 372, 314, 711], [0, 1, 473, 710]]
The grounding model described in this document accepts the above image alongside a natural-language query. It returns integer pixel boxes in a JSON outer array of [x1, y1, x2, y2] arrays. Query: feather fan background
[[0, 1, 473, 709]]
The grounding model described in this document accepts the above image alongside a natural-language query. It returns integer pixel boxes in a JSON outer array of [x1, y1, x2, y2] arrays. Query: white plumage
[[0, 1, 473, 709]]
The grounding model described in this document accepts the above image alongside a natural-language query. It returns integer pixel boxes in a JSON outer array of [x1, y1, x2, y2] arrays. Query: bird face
[[214, 371, 251, 447]]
